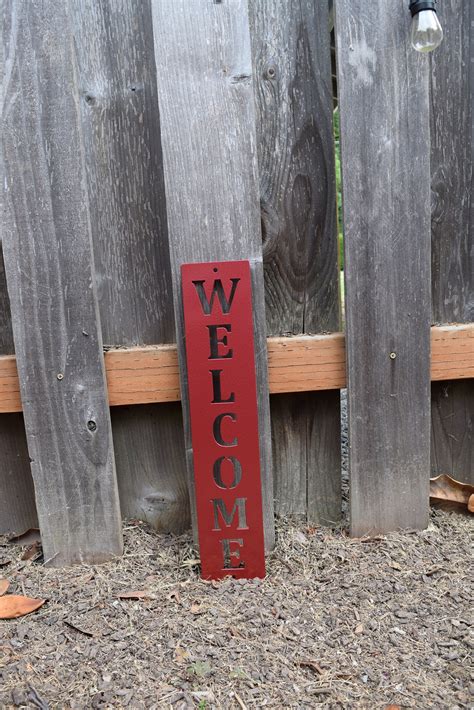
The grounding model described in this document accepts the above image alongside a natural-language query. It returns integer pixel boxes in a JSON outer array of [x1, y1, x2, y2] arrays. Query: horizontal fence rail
[[0, 325, 471, 413]]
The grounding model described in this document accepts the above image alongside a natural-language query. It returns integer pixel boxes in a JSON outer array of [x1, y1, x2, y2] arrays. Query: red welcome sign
[[181, 260, 266, 580]]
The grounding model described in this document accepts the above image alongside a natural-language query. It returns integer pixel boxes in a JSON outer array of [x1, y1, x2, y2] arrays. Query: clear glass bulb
[[411, 10, 443, 53]]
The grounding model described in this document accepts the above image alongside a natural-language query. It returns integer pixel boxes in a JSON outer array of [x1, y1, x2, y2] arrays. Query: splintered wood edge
[[0, 324, 472, 413]]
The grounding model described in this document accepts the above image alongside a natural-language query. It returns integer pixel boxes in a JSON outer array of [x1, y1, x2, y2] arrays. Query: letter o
[[213, 456, 242, 489]]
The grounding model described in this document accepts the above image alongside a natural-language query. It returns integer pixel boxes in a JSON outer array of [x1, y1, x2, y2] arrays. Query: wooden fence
[[1, 0, 472, 565]]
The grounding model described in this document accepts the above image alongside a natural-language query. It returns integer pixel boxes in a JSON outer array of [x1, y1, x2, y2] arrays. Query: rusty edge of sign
[[0, 323, 472, 413]]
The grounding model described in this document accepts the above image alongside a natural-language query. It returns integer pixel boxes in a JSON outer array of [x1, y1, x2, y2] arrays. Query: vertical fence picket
[[430, 0, 473, 483], [151, 0, 275, 550], [71, 0, 190, 532], [250, 0, 341, 525], [335, 0, 432, 534], [0, 248, 37, 534], [0, 0, 36, 534], [2, 1, 122, 563]]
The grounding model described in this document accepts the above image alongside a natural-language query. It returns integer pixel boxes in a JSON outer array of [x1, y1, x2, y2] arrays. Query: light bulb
[[409, 1, 443, 53], [411, 9, 443, 52]]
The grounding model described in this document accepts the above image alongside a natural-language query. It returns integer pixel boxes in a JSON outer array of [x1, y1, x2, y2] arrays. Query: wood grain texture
[[105, 334, 346, 405], [0, 0, 37, 535], [306, 390, 341, 526], [0, 326, 471, 413], [2, 1, 122, 564], [250, 0, 341, 524], [71, 0, 188, 533], [106, 345, 180, 406], [0, 249, 14, 356], [111, 404, 189, 533], [71, 0, 174, 346], [430, 0, 473, 483], [431, 380, 473, 484], [151, 0, 275, 550], [0, 248, 37, 534], [335, 0, 432, 535], [430, 0, 472, 324], [430, 325, 474, 381], [0, 412, 37, 535]]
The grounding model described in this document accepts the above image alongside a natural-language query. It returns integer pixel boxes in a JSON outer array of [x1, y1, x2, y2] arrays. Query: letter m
[[212, 498, 248, 530], [192, 278, 240, 315]]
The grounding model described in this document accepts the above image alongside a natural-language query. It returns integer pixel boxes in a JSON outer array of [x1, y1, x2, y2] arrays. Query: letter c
[[213, 413, 237, 447]]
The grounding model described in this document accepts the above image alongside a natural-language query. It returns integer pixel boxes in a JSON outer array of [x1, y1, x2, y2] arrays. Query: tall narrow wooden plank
[[335, 0, 431, 535], [71, 0, 173, 346], [430, 0, 473, 483], [0, 246, 37, 534], [71, 0, 189, 532], [0, 0, 36, 533], [2, 1, 122, 564], [151, 0, 275, 550], [250, 0, 341, 525]]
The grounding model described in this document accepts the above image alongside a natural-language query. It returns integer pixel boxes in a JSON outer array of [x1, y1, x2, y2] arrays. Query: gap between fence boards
[[0, 324, 471, 413]]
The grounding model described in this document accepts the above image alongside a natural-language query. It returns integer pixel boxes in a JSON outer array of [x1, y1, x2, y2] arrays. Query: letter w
[[192, 278, 240, 315]]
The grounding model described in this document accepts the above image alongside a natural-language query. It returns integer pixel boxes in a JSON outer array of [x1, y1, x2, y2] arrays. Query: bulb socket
[[409, 0, 437, 17]]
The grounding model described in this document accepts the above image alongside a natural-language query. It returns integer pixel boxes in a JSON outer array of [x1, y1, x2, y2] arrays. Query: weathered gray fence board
[[431, 383, 473, 482], [0, 251, 14, 356], [306, 390, 342, 525], [71, 0, 173, 346], [0, 413, 37, 535], [0, 248, 37, 535], [430, 0, 473, 483], [151, 0, 275, 550], [2, 1, 122, 564], [111, 404, 189, 532], [335, 0, 432, 535], [0, 0, 36, 535], [250, 0, 341, 524], [71, 0, 189, 532]]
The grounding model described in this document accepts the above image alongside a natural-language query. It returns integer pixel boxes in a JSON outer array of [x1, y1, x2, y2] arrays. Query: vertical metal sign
[[181, 260, 266, 579]]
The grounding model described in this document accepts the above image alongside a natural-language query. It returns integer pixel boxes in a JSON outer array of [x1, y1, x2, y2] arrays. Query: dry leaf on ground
[[0, 595, 45, 619], [174, 646, 189, 664], [0, 579, 10, 596], [117, 590, 150, 600], [430, 474, 474, 513], [21, 541, 42, 561]]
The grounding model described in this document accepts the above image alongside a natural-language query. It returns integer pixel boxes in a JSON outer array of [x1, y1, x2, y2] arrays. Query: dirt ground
[[0, 508, 472, 709]]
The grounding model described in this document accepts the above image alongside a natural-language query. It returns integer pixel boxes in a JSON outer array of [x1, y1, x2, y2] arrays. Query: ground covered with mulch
[[0, 509, 472, 709]]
